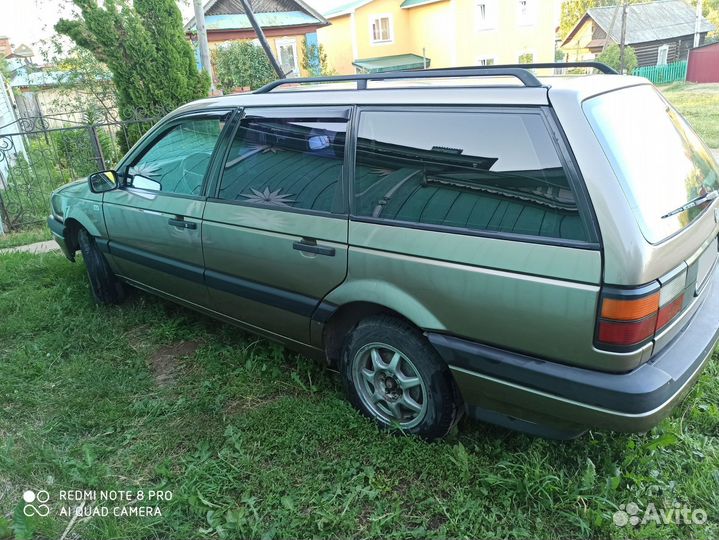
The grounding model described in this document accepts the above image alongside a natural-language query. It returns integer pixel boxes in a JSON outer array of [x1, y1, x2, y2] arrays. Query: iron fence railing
[[633, 61, 688, 85], [0, 110, 162, 232]]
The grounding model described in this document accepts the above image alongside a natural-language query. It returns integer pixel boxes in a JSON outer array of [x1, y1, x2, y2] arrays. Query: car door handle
[[293, 238, 335, 256], [168, 218, 197, 230]]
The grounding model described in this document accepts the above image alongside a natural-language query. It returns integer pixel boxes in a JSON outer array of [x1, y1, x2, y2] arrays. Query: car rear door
[[202, 106, 350, 345], [103, 110, 234, 307]]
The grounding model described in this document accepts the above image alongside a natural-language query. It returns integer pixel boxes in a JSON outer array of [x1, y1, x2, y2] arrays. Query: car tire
[[77, 229, 125, 305], [341, 315, 462, 440]]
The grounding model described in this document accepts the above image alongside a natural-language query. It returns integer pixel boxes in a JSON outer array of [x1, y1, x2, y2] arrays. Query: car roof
[[174, 74, 651, 115]]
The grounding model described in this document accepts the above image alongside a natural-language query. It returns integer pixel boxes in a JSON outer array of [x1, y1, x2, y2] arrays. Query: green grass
[[1, 252, 718, 539], [663, 83, 719, 148], [0, 227, 51, 250]]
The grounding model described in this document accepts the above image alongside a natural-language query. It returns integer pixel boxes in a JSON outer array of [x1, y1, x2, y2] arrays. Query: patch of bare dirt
[[224, 395, 280, 416], [149, 341, 200, 387]]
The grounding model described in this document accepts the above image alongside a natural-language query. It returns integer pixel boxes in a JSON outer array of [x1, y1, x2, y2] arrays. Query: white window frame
[[477, 56, 495, 66], [517, 0, 536, 26], [476, 0, 497, 31], [369, 14, 394, 45], [275, 37, 300, 77], [657, 44, 669, 66]]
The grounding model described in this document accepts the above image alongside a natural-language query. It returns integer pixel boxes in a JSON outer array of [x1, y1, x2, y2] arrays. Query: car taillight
[[596, 270, 688, 350]]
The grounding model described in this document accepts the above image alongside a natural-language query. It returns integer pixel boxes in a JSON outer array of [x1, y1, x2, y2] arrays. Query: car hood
[[54, 177, 101, 201]]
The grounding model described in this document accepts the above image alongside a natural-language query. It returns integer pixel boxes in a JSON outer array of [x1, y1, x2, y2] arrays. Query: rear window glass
[[584, 85, 719, 243], [353, 110, 589, 241]]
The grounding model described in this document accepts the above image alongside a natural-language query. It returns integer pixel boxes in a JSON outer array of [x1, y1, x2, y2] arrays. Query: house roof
[[10, 70, 69, 88], [324, 0, 373, 18], [563, 0, 715, 46], [352, 53, 430, 72], [185, 0, 328, 30], [400, 0, 446, 8]]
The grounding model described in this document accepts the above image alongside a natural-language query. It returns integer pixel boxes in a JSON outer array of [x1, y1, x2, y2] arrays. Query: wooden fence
[[633, 61, 687, 85]]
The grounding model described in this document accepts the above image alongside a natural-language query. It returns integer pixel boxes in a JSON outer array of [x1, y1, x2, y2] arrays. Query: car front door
[[103, 110, 233, 307], [202, 107, 350, 345]]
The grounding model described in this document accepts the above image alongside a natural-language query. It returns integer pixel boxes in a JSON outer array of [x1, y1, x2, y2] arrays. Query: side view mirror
[[88, 170, 119, 193]]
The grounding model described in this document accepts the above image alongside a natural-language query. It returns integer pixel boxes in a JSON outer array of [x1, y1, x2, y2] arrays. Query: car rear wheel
[[341, 315, 462, 439], [77, 229, 125, 305]]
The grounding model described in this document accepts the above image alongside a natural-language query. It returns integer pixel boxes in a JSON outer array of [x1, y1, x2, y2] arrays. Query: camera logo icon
[[22, 490, 50, 517]]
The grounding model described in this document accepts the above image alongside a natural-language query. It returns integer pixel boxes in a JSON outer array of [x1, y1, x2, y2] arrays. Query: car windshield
[[584, 85, 719, 244]]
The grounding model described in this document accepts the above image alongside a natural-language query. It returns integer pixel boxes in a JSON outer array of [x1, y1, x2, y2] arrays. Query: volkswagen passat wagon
[[49, 65, 719, 439]]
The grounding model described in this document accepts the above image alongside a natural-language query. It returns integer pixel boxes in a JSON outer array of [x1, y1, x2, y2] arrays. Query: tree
[[560, 0, 644, 41], [38, 37, 118, 122], [597, 42, 638, 74], [56, 0, 209, 142], [300, 38, 334, 77], [212, 41, 276, 92], [0, 56, 10, 81], [690, 0, 719, 40]]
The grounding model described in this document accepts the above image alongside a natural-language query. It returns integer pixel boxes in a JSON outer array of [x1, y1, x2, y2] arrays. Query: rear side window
[[217, 108, 348, 213], [353, 110, 588, 241]]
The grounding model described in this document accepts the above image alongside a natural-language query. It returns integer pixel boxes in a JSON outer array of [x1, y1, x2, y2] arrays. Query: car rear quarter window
[[217, 108, 348, 213], [353, 109, 589, 241]]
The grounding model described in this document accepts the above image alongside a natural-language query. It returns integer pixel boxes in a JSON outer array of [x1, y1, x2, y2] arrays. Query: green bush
[[597, 43, 638, 75], [213, 41, 277, 92]]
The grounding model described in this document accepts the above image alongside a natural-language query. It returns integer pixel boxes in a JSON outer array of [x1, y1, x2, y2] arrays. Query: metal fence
[[0, 110, 162, 232], [633, 61, 688, 85]]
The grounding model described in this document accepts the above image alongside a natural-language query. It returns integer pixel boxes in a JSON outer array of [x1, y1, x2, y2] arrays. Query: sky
[[0, 0, 346, 53]]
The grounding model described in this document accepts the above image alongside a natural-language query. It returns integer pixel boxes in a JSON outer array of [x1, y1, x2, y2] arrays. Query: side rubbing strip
[[108, 241, 332, 319], [205, 269, 319, 317], [109, 242, 204, 283]]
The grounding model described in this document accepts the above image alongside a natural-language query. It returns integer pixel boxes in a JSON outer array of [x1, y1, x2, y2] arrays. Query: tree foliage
[[597, 42, 638, 74], [39, 37, 118, 121], [56, 0, 209, 126], [300, 38, 334, 77], [690, 0, 719, 40], [212, 41, 276, 92], [560, 0, 644, 41]]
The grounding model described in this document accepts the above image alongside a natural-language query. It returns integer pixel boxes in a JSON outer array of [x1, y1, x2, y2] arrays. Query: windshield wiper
[[661, 190, 718, 219]]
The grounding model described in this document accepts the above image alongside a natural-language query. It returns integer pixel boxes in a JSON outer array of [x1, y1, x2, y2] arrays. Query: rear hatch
[[583, 84, 719, 356]]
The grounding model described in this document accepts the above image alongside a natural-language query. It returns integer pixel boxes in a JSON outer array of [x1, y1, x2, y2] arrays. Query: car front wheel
[[77, 229, 125, 305]]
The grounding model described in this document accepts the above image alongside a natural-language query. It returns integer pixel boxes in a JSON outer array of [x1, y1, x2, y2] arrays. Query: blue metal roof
[[189, 11, 322, 30]]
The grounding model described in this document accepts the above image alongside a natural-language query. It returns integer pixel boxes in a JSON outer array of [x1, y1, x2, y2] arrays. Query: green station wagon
[[48, 65, 719, 439]]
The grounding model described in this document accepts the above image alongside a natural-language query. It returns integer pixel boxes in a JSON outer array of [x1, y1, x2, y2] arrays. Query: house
[[0, 36, 11, 58], [184, 0, 329, 78], [318, 0, 559, 74], [561, 0, 715, 67], [0, 72, 27, 226]]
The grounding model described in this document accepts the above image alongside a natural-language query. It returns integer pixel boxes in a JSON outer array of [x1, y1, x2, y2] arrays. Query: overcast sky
[[0, 0, 345, 52]]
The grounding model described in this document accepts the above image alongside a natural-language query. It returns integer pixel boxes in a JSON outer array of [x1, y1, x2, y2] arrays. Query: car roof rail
[[253, 62, 617, 94], [254, 67, 544, 93]]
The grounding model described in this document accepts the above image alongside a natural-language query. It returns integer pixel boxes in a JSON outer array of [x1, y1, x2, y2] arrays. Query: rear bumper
[[430, 268, 719, 436], [47, 216, 74, 261]]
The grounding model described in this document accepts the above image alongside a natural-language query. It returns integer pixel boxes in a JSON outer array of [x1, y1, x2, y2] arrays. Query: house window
[[657, 44, 669, 66], [517, 0, 536, 26], [518, 52, 534, 64], [477, 57, 495, 66], [370, 15, 393, 44], [276, 38, 300, 77], [476, 0, 497, 30]]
